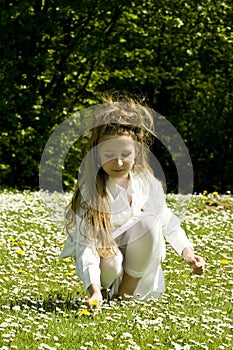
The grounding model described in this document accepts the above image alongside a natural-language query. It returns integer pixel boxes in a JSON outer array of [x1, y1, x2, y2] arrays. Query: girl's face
[[98, 135, 137, 183]]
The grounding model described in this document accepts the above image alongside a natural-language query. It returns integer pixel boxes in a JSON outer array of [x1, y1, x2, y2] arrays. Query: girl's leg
[[100, 249, 123, 289], [118, 217, 158, 297]]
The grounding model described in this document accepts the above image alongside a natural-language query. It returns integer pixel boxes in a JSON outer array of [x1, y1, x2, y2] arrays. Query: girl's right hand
[[86, 284, 103, 312]]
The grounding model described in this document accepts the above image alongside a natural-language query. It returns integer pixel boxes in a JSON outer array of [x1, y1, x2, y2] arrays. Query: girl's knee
[[124, 223, 160, 276], [100, 251, 123, 287]]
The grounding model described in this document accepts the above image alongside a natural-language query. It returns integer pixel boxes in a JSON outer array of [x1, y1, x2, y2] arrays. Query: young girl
[[60, 98, 205, 309]]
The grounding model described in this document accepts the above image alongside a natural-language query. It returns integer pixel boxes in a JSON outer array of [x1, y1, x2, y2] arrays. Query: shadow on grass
[[6, 293, 86, 314]]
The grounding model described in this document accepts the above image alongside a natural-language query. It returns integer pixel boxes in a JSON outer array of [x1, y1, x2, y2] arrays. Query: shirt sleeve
[[160, 205, 194, 256], [74, 215, 101, 292]]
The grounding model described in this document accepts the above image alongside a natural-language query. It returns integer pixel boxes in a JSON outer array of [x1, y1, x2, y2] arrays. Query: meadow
[[0, 190, 232, 350]]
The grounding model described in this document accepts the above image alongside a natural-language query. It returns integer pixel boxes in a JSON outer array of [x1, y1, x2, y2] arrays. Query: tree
[[0, 0, 232, 192]]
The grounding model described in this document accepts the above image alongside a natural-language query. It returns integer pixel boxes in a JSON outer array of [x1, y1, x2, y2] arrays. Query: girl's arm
[[161, 207, 205, 275], [146, 170, 205, 275]]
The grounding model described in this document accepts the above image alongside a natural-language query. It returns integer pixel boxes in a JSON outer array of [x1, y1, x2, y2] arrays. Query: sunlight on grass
[[0, 190, 232, 349]]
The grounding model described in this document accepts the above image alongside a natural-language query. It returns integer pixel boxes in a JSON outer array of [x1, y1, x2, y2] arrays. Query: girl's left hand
[[185, 255, 205, 275]]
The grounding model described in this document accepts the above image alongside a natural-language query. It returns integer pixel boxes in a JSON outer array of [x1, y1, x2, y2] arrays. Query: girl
[[61, 98, 205, 309]]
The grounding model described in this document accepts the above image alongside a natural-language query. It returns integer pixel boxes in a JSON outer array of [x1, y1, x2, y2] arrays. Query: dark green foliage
[[0, 0, 232, 192]]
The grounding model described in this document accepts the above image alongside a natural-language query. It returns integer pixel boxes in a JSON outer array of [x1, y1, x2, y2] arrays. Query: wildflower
[[12, 305, 21, 311], [201, 196, 207, 200], [65, 269, 76, 276], [78, 309, 92, 316], [220, 259, 229, 265], [212, 191, 218, 195], [17, 249, 25, 255], [121, 332, 133, 339], [89, 300, 99, 307]]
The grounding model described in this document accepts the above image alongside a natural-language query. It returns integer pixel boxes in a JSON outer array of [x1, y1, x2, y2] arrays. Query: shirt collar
[[106, 172, 135, 199]]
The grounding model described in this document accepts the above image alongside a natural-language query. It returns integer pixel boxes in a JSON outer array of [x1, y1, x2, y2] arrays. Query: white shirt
[[60, 170, 193, 299]]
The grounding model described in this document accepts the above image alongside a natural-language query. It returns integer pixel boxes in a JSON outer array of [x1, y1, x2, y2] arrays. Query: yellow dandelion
[[212, 191, 218, 195], [201, 195, 207, 200], [89, 300, 99, 307], [17, 249, 25, 255], [220, 259, 229, 265], [65, 269, 76, 276], [78, 309, 91, 316], [203, 190, 208, 195]]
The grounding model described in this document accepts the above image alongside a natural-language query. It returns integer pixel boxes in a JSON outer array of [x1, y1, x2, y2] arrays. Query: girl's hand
[[86, 284, 103, 312], [185, 255, 205, 275], [182, 247, 205, 275]]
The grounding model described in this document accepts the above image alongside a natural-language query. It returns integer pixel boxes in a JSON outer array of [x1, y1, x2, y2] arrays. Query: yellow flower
[[203, 190, 208, 195], [211, 278, 219, 283], [89, 300, 99, 307], [78, 309, 91, 316], [17, 249, 25, 255], [212, 191, 218, 195], [201, 195, 207, 200], [220, 259, 229, 265], [65, 269, 76, 276]]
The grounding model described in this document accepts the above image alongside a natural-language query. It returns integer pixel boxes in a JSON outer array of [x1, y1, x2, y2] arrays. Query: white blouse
[[60, 170, 193, 300]]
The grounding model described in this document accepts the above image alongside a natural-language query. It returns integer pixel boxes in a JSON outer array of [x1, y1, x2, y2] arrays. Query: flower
[[17, 249, 25, 255], [220, 259, 229, 265], [89, 300, 99, 307], [78, 309, 91, 316]]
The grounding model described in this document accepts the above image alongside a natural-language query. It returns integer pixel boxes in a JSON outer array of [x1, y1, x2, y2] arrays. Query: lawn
[[0, 190, 232, 350]]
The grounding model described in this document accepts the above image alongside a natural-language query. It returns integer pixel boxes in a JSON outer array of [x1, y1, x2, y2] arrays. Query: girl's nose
[[116, 158, 123, 166]]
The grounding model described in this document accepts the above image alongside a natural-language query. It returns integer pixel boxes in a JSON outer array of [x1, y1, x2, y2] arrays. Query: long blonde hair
[[65, 97, 155, 257]]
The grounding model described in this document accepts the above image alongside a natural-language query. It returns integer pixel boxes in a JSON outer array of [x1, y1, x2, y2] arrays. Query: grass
[[0, 190, 232, 350]]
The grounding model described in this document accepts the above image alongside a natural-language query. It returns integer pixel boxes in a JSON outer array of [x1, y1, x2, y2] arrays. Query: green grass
[[0, 190, 232, 350]]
